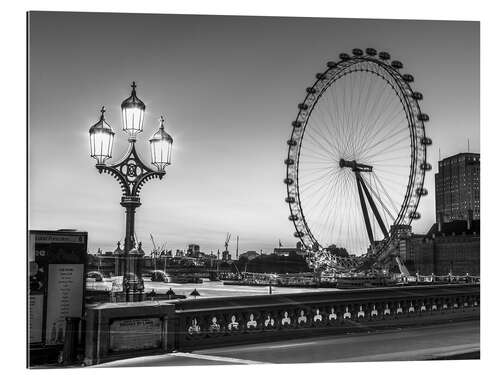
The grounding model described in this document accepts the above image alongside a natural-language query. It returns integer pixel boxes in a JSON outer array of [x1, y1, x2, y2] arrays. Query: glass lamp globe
[[149, 116, 173, 171], [121, 81, 145, 138], [89, 107, 115, 165]]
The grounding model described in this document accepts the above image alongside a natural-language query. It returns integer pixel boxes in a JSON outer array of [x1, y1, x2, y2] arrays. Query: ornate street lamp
[[150, 116, 173, 171], [89, 82, 173, 302], [89, 107, 114, 165], [121, 81, 145, 138]]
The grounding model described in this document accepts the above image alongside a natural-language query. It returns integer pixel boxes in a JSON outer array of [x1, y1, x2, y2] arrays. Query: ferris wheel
[[284, 48, 431, 264]]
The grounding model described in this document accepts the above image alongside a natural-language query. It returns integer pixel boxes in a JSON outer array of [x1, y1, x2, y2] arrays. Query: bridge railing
[[84, 284, 479, 365], [173, 284, 479, 351]]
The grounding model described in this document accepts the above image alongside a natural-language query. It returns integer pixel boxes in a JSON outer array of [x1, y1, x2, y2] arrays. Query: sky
[[28, 12, 479, 256]]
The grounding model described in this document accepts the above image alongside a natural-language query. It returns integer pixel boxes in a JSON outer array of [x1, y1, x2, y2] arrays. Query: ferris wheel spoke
[[370, 89, 403, 130], [357, 70, 377, 132], [316, 170, 345, 245], [359, 108, 406, 154], [349, 72, 365, 150], [358, 79, 394, 140], [368, 151, 410, 167], [305, 124, 338, 159], [300, 148, 335, 163], [313, 174, 341, 236], [300, 174, 339, 199], [300, 173, 337, 193], [326, 80, 346, 147], [333, 176, 351, 247], [322, 94, 345, 155], [372, 172, 400, 213], [353, 73, 391, 154], [363, 175, 396, 223], [358, 92, 403, 149], [361, 132, 409, 161], [372, 175, 392, 231], [328, 171, 354, 243], [309, 107, 341, 155]]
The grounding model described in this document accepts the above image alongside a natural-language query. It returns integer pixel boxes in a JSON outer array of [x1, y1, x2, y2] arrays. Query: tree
[[326, 244, 349, 258]]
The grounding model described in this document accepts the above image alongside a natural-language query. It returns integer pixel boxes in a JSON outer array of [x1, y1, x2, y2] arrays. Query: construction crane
[[150, 234, 160, 269], [150, 234, 158, 253], [224, 233, 231, 255]]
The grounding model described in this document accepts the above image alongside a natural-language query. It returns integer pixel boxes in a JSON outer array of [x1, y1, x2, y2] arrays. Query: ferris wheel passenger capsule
[[403, 74, 414, 82], [379, 51, 391, 60], [421, 137, 432, 146], [365, 48, 377, 56], [284, 178, 294, 185], [352, 48, 363, 56], [420, 162, 432, 171], [284, 158, 295, 165], [412, 92, 424, 100], [287, 139, 298, 146], [416, 187, 428, 196], [294, 231, 305, 238], [339, 53, 350, 61], [298, 103, 309, 110], [409, 212, 421, 220], [391, 60, 403, 69], [285, 196, 296, 204], [292, 121, 302, 128], [289, 214, 298, 221], [418, 113, 430, 122], [306, 87, 317, 94]]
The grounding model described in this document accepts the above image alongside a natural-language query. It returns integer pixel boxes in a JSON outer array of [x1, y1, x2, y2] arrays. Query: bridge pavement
[[96, 320, 479, 367]]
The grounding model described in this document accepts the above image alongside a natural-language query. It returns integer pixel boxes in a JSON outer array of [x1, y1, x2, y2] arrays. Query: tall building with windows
[[186, 244, 200, 258], [435, 152, 480, 222]]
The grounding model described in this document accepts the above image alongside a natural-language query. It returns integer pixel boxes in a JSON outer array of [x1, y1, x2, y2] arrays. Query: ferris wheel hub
[[339, 159, 373, 172]]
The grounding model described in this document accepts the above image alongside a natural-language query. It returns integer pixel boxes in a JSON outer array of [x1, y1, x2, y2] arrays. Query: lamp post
[[89, 82, 173, 302]]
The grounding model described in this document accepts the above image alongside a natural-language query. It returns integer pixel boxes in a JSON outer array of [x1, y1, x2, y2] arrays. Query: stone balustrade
[[84, 284, 479, 365]]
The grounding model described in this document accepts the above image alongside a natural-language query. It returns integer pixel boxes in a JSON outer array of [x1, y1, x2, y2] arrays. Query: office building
[[435, 152, 480, 222]]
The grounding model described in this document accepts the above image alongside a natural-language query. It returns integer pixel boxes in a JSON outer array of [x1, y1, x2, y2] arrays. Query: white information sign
[[45, 264, 84, 345], [29, 294, 44, 344]]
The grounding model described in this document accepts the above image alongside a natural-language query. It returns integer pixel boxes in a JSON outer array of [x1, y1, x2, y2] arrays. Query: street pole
[[121, 196, 141, 301]]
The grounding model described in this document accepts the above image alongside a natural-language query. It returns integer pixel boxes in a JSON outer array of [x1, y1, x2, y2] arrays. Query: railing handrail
[[174, 284, 479, 311]]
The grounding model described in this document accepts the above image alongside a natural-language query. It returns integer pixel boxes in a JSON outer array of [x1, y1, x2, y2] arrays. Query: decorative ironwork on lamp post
[[89, 82, 173, 302]]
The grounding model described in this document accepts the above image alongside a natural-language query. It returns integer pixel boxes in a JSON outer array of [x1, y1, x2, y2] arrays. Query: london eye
[[284, 48, 431, 268]]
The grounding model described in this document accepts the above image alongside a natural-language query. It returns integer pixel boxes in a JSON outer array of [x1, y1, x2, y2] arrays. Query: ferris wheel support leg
[[358, 175, 389, 238], [355, 172, 375, 246]]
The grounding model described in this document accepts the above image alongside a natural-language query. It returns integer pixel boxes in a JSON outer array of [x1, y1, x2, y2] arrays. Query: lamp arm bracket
[[96, 141, 165, 197], [132, 170, 165, 196]]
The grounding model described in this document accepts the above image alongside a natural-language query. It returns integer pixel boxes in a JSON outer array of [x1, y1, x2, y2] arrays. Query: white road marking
[[337, 343, 480, 362], [171, 352, 268, 365], [259, 342, 319, 350]]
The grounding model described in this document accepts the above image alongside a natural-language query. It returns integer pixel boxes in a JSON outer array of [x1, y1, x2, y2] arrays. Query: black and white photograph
[[19, 2, 492, 372]]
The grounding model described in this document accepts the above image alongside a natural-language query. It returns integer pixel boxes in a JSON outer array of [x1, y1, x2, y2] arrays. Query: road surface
[[88, 279, 339, 298], [97, 320, 479, 367]]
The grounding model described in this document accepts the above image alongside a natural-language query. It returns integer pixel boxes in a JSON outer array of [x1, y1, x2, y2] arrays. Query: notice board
[[28, 230, 87, 350]]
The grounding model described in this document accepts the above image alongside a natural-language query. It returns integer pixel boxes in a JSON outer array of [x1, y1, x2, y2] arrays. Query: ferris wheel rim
[[284, 50, 429, 260]]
